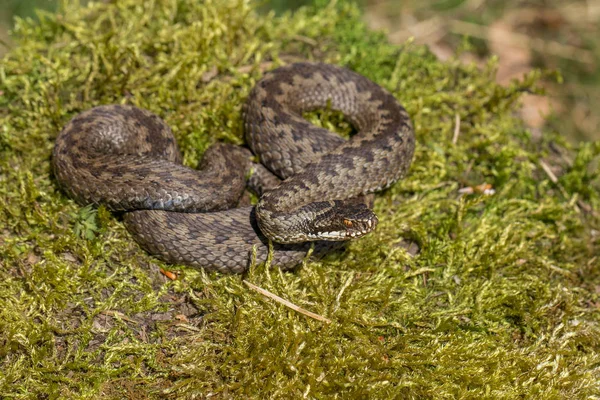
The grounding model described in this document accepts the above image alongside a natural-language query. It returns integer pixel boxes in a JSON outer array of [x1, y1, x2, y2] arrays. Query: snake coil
[[53, 63, 415, 273]]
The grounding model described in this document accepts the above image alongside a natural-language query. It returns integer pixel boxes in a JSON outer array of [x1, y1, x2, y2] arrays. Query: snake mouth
[[307, 212, 379, 241], [342, 215, 378, 237]]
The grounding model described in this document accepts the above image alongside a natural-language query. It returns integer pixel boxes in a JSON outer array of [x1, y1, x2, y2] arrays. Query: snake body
[[53, 63, 415, 273]]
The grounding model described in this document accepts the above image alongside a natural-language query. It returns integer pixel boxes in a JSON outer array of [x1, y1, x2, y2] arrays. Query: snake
[[52, 62, 415, 273]]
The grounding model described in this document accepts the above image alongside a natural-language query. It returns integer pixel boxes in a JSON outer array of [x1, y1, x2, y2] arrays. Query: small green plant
[[69, 204, 98, 240]]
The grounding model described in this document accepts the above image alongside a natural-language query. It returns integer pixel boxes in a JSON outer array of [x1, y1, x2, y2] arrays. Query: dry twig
[[539, 160, 559, 184], [244, 280, 332, 323], [452, 113, 461, 144]]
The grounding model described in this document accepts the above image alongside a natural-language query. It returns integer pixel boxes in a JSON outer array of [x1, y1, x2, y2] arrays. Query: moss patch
[[1, 0, 599, 398]]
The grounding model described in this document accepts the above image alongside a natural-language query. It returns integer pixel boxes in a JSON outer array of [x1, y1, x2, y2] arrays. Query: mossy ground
[[0, 0, 599, 398]]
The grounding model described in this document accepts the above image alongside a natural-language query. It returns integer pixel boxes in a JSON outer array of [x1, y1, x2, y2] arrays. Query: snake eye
[[343, 219, 353, 228]]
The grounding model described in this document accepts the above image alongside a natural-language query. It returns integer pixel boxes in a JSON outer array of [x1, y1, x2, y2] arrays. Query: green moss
[[0, 0, 599, 398]]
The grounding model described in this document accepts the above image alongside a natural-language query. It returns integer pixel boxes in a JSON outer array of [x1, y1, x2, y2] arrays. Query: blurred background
[[1, 0, 599, 142]]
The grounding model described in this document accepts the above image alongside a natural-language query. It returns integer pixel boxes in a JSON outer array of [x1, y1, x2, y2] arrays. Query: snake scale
[[52, 63, 415, 273]]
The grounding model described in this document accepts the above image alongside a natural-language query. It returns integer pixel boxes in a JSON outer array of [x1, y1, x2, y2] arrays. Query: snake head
[[308, 201, 378, 241], [255, 199, 379, 244]]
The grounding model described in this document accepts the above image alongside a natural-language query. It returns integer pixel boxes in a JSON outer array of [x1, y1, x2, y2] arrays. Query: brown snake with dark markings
[[52, 63, 415, 273]]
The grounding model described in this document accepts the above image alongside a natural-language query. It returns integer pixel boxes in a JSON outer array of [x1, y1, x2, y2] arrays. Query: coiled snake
[[53, 63, 415, 273]]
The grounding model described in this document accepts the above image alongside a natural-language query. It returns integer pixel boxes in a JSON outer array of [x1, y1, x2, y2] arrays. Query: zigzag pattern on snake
[[52, 63, 415, 273]]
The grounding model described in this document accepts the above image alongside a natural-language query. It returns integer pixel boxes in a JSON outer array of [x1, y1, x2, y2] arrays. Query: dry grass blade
[[539, 160, 582, 212], [388, 16, 445, 44], [101, 310, 139, 324], [453, 113, 461, 144], [450, 19, 595, 64], [243, 280, 332, 323], [539, 160, 559, 184]]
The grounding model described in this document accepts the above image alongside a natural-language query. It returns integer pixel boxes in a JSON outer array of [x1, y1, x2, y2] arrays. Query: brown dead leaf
[[488, 19, 558, 129], [201, 65, 218, 83], [488, 20, 532, 85], [26, 252, 40, 265]]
